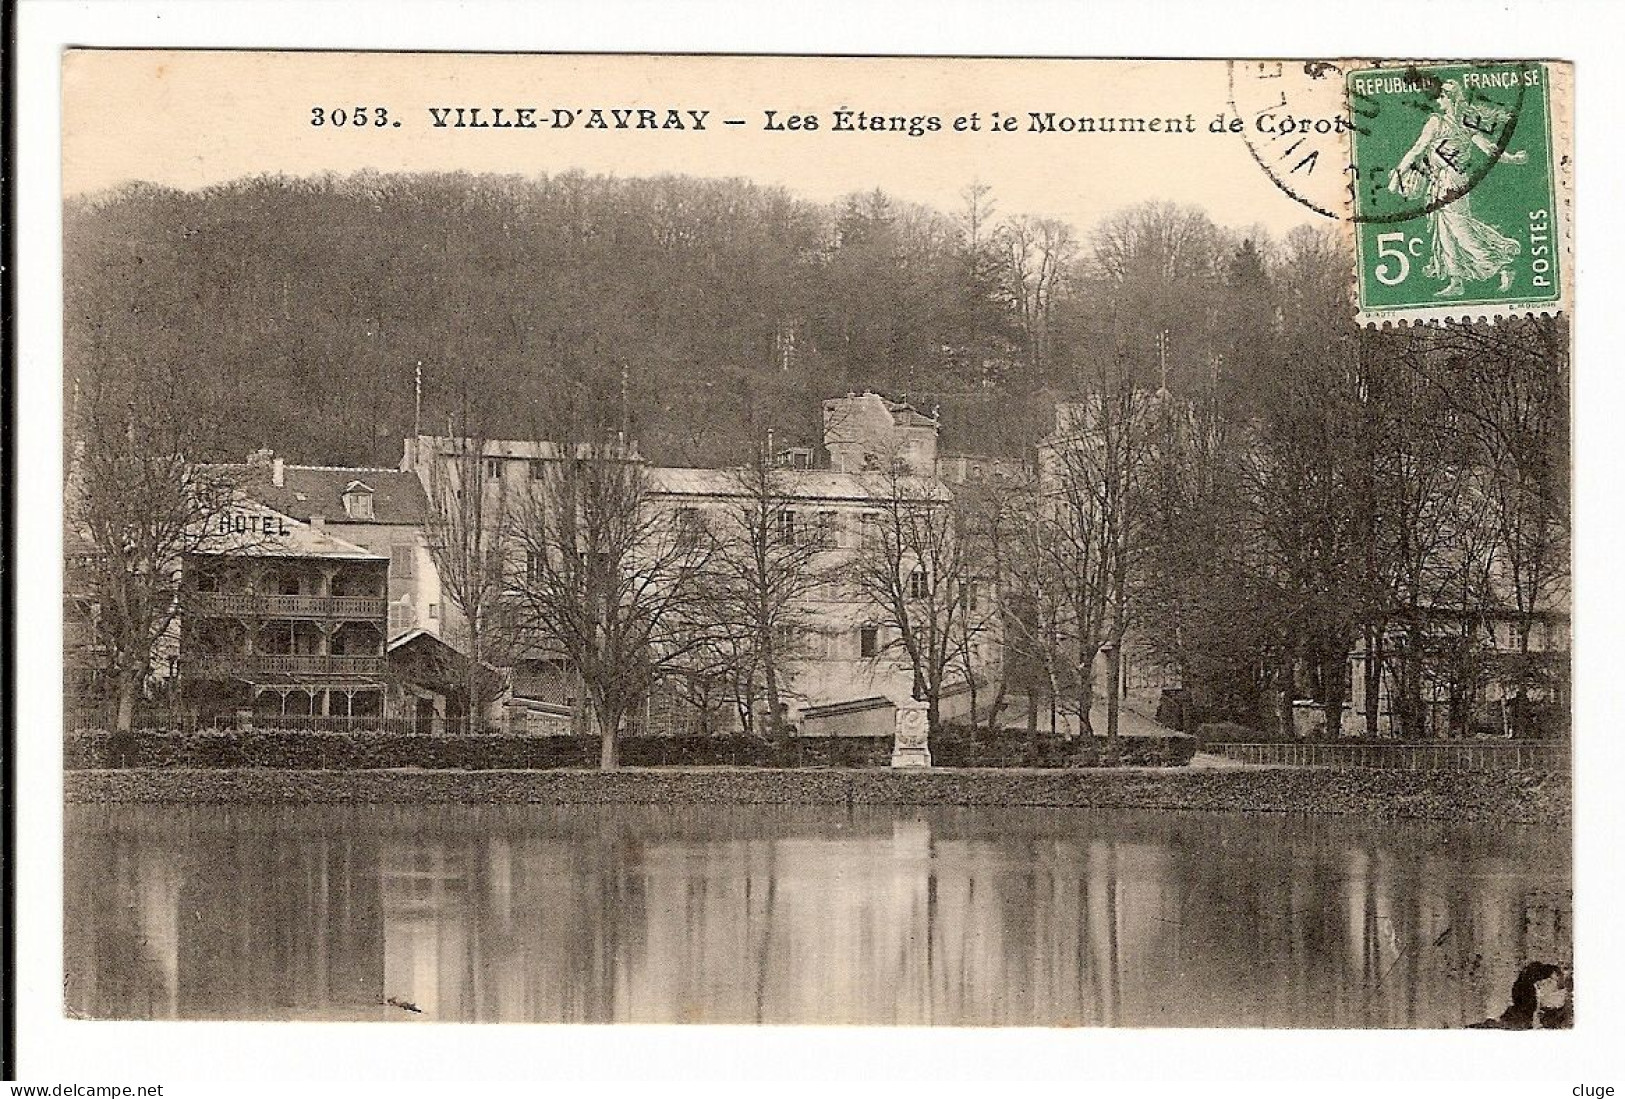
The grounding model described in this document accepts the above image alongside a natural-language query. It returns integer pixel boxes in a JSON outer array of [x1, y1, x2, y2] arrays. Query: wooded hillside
[[65, 171, 1291, 466]]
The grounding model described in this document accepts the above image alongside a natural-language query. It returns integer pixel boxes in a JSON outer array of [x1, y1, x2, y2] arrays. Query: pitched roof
[[387, 626, 462, 655], [885, 399, 939, 428], [411, 436, 642, 461], [195, 494, 385, 560], [226, 464, 430, 526], [647, 466, 952, 502]]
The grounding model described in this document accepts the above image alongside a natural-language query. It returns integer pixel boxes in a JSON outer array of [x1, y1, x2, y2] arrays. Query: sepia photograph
[[50, 45, 1574, 1039]]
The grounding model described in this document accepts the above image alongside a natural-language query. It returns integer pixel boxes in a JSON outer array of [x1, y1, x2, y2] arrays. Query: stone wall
[[65, 766, 1570, 824]]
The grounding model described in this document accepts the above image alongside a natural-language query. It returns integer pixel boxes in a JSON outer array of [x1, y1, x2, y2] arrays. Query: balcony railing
[[185, 654, 387, 677], [191, 593, 386, 620]]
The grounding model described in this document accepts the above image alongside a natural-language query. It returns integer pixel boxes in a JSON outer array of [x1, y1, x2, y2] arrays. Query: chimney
[[272, 457, 285, 488], [310, 515, 325, 535]]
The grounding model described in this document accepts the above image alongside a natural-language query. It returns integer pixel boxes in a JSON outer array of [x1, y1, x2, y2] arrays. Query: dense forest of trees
[[65, 170, 1298, 468]]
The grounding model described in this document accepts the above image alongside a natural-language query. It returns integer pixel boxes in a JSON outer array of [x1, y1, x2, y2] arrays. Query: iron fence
[[1211, 740, 1568, 771]]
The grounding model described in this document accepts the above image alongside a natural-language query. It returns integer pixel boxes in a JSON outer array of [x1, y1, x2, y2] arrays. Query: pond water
[[65, 803, 1570, 1027]]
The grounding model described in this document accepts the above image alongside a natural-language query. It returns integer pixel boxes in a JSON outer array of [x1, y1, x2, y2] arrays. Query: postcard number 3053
[[310, 106, 400, 128]]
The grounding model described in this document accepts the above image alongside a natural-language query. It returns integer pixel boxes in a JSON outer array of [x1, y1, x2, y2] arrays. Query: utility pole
[[619, 361, 630, 445], [1102, 639, 1120, 755], [414, 360, 423, 440]]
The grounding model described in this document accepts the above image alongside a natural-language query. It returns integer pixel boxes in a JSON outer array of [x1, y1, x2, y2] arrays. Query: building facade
[[1345, 606, 1571, 739], [177, 497, 391, 722], [231, 451, 442, 640], [401, 393, 998, 736]]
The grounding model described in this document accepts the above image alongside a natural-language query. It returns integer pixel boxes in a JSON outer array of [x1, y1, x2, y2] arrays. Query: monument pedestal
[[891, 700, 932, 768]]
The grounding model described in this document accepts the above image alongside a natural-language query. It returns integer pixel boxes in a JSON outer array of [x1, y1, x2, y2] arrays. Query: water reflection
[[64, 804, 1570, 1027]]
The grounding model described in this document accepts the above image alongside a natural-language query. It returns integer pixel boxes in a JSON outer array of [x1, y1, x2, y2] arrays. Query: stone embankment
[[65, 766, 1569, 824]]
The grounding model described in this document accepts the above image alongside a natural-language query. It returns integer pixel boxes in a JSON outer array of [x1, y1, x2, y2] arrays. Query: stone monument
[[891, 699, 931, 768]]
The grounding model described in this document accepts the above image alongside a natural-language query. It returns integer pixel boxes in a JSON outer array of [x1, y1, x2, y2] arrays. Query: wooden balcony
[[191, 593, 387, 620], [185, 654, 387, 678]]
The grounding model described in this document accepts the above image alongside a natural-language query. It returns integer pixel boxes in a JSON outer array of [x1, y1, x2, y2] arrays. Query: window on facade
[[909, 568, 929, 599], [526, 548, 545, 586], [674, 506, 700, 534], [774, 622, 796, 647], [483, 457, 503, 481], [390, 544, 414, 579], [343, 489, 375, 520], [816, 510, 838, 548], [428, 603, 439, 620], [776, 510, 797, 545], [966, 581, 980, 613], [860, 625, 879, 658], [388, 602, 416, 632], [529, 459, 548, 480], [860, 512, 879, 542], [494, 605, 520, 640]]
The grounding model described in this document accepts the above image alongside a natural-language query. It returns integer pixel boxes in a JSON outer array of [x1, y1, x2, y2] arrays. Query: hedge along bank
[[66, 726, 1198, 771]]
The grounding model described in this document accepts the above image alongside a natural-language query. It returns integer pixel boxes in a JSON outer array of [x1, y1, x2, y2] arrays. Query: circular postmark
[[1228, 60, 1532, 225]]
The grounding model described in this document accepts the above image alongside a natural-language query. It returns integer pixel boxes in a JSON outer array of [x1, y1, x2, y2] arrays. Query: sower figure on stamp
[[1388, 79, 1528, 298]]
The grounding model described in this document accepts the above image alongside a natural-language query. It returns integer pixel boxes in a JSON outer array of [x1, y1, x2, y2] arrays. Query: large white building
[[401, 393, 998, 736]]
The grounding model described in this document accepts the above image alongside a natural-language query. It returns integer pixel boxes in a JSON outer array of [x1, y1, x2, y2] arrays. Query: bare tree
[[510, 443, 720, 769], [1088, 201, 1227, 287], [1000, 215, 1077, 379], [705, 445, 833, 738], [1396, 317, 1570, 734], [987, 468, 1069, 734], [67, 365, 240, 736], [1035, 432, 1107, 735], [421, 427, 514, 733], [1036, 375, 1162, 748], [1236, 344, 1365, 739], [943, 477, 1011, 732], [663, 623, 755, 736], [846, 464, 974, 730]]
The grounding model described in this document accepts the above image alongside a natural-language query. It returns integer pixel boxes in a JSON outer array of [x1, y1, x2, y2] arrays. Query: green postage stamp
[[1349, 61, 1569, 324]]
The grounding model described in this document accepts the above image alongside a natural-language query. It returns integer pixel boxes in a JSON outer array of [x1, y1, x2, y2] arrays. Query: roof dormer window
[[341, 481, 375, 520]]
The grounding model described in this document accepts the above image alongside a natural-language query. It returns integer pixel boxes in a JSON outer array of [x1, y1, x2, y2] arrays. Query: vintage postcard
[[58, 50, 1573, 1032]]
